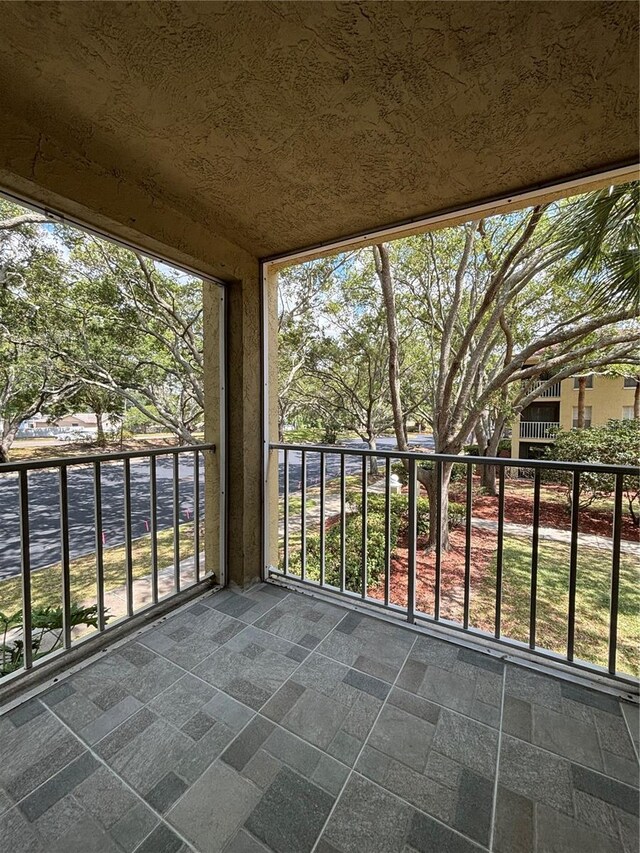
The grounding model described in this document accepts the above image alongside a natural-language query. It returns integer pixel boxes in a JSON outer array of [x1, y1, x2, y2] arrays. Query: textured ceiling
[[0, 1, 637, 259]]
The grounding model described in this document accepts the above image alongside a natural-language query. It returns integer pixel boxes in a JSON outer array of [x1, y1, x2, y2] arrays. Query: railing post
[[59, 466, 72, 650], [608, 473, 623, 675], [93, 461, 105, 632], [407, 458, 417, 623], [434, 460, 442, 620], [567, 471, 581, 661], [18, 470, 33, 669]]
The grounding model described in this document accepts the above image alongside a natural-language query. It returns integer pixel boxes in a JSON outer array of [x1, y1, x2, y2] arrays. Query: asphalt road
[[277, 434, 434, 494], [0, 436, 434, 581], [0, 456, 204, 581]]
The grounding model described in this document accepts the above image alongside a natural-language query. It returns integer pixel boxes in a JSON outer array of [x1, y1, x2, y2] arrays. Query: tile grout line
[[309, 633, 419, 853], [42, 702, 200, 853], [488, 663, 507, 852], [1, 590, 296, 852], [143, 605, 640, 797], [155, 599, 364, 844], [346, 768, 490, 852], [619, 703, 640, 764]]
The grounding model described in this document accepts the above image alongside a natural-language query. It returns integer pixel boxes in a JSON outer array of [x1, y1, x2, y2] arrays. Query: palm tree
[[555, 181, 639, 310]]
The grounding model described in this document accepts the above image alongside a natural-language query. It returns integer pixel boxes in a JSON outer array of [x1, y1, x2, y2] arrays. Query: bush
[[287, 492, 465, 593]]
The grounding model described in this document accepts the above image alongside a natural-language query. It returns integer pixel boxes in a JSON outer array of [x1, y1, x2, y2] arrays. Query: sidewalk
[[280, 482, 639, 556]]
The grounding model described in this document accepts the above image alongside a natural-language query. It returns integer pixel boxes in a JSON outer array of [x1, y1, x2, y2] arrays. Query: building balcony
[[1, 445, 638, 853], [1, 582, 638, 853], [519, 420, 560, 440], [528, 380, 562, 398]]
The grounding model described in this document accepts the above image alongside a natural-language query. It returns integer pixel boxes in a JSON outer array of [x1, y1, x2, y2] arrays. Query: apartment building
[[511, 373, 639, 460]]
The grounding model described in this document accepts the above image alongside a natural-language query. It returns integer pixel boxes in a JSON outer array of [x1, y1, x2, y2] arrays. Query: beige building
[[511, 374, 639, 460]]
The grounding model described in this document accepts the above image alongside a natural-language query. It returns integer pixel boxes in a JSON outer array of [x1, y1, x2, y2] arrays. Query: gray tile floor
[[0, 583, 637, 852]]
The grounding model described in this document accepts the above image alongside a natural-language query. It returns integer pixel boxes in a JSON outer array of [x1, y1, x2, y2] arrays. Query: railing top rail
[[0, 443, 215, 473], [270, 442, 638, 476]]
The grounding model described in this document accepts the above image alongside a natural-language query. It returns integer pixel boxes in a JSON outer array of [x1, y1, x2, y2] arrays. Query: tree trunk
[[0, 442, 9, 464], [634, 380, 639, 420], [368, 436, 379, 477], [577, 377, 586, 428], [95, 407, 106, 447], [374, 244, 407, 452], [419, 462, 452, 551], [0, 422, 18, 463]]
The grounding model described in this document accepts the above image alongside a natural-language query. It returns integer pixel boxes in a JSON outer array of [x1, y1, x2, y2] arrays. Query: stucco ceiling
[[0, 1, 637, 259]]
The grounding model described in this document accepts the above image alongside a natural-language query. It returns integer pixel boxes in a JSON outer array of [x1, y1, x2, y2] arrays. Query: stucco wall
[[559, 375, 637, 431], [0, 2, 637, 258]]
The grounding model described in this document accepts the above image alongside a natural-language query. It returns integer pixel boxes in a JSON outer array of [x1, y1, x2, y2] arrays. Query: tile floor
[[0, 583, 637, 852]]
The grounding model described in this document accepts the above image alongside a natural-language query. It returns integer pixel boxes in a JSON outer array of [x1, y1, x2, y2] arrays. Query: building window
[[572, 406, 592, 428], [573, 375, 593, 389], [623, 376, 638, 388], [622, 406, 635, 420]]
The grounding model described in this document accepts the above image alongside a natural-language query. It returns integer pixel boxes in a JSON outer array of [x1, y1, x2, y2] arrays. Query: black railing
[[271, 443, 638, 684], [0, 444, 214, 682]]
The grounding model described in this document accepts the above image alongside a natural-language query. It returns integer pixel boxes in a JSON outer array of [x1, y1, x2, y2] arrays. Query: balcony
[[0, 581, 638, 853], [528, 380, 562, 398], [519, 421, 560, 440]]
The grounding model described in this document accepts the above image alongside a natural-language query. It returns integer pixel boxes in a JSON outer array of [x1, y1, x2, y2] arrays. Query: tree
[[50, 235, 205, 443], [0, 201, 79, 461], [47, 387, 124, 446], [545, 420, 640, 523], [576, 376, 588, 428], [374, 186, 640, 549]]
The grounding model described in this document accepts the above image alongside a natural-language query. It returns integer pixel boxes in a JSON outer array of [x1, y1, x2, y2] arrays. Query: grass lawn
[[0, 523, 200, 617], [471, 536, 639, 676]]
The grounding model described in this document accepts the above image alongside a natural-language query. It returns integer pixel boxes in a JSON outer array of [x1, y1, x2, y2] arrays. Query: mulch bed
[[450, 480, 639, 542], [368, 526, 498, 626]]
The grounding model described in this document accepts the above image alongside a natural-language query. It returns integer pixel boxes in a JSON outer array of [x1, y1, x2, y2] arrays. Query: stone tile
[[621, 702, 639, 755], [261, 680, 306, 723], [255, 594, 345, 646], [110, 801, 159, 852], [283, 653, 385, 763], [505, 665, 563, 711], [342, 668, 390, 700], [571, 764, 639, 816], [0, 806, 43, 853], [6, 700, 46, 728], [532, 705, 603, 770], [148, 674, 218, 727], [192, 626, 302, 710], [368, 704, 436, 773], [210, 591, 257, 618], [499, 735, 574, 816], [144, 771, 189, 813], [453, 768, 494, 847], [560, 682, 622, 716], [79, 695, 144, 745], [408, 808, 488, 852], [245, 766, 334, 852], [40, 683, 75, 708], [536, 803, 621, 853], [48, 813, 124, 853], [20, 752, 98, 821], [201, 691, 254, 732], [135, 822, 185, 853], [95, 708, 157, 760], [431, 709, 498, 780], [502, 694, 532, 741], [167, 760, 261, 852], [225, 829, 272, 852], [387, 687, 441, 725], [316, 610, 414, 681], [181, 711, 215, 741], [397, 636, 503, 726], [262, 725, 325, 778], [72, 764, 139, 829], [119, 642, 158, 667], [221, 716, 275, 772], [320, 774, 412, 853], [311, 754, 350, 796], [493, 785, 534, 853], [0, 710, 85, 803]]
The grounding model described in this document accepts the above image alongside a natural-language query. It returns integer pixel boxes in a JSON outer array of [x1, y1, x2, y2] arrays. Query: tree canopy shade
[[277, 181, 640, 549], [0, 197, 205, 460]]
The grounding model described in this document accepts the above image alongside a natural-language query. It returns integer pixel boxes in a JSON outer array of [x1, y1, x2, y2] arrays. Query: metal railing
[[270, 442, 637, 683], [519, 420, 560, 439], [0, 444, 214, 681], [527, 380, 561, 398]]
